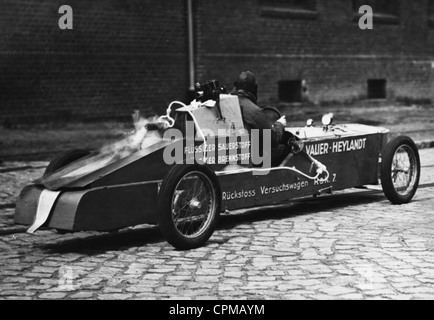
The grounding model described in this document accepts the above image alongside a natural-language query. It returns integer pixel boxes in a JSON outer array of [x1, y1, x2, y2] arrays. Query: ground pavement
[[0, 148, 434, 300]]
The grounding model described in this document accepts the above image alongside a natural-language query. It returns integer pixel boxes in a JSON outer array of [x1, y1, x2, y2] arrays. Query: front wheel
[[158, 165, 221, 250], [381, 136, 420, 204]]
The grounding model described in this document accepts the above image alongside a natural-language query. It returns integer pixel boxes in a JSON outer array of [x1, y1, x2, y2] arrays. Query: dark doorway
[[279, 80, 303, 103], [367, 79, 387, 99]]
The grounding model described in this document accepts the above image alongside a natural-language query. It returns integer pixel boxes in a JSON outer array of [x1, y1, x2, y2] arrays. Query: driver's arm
[[252, 110, 283, 148]]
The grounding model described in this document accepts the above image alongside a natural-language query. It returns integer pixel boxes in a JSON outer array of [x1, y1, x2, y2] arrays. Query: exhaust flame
[[61, 111, 168, 179], [110, 110, 168, 160]]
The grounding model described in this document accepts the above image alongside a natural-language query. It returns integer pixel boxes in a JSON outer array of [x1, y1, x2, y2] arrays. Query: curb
[[0, 204, 15, 210], [0, 165, 47, 173], [0, 226, 28, 236], [416, 140, 434, 150], [0, 166, 32, 173]]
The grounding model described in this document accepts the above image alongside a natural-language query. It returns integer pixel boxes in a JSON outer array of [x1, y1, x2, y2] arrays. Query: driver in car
[[231, 70, 326, 173], [231, 71, 298, 167]]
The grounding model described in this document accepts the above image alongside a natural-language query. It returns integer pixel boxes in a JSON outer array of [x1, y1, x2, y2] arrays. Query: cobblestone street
[[1, 149, 434, 300]]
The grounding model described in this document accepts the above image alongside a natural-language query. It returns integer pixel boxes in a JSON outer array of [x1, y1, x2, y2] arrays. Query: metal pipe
[[187, 0, 195, 91]]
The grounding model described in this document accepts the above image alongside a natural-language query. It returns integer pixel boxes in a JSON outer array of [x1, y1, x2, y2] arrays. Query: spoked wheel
[[381, 136, 420, 204], [158, 165, 221, 250]]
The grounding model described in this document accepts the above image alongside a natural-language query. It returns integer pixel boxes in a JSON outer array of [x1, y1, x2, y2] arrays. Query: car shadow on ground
[[38, 226, 165, 255], [217, 190, 386, 231], [39, 190, 388, 255]]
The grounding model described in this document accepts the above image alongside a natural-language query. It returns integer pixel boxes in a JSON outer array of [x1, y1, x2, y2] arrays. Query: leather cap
[[235, 71, 258, 99]]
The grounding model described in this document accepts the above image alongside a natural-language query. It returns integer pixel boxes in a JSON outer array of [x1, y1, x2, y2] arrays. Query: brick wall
[[1, 0, 433, 125], [195, 0, 434, 106], [0, 0, 189, 125]]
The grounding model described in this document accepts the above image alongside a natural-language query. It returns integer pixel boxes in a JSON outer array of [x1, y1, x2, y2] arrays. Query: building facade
[[196, 0, 434, 106], [0, 0, 189, 124], [1, 0, 434, 125]]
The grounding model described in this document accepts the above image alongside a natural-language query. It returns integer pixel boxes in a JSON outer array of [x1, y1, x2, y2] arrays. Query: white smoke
[[62, 111, 168, 179], [110, 110, 166, 160]]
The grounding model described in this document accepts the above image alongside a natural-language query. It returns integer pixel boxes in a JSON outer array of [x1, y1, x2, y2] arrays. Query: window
[[261, 0, 316, 11], [367, 79, 387, 100], [353, 0, 399, 16], [279, 80, 303, 103], [353, 0, 400, 24], [260, 0, 317, 19], [429, 0, 434, 26]]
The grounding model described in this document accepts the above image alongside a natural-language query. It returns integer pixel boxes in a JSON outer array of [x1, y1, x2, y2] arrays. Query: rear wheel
[[158, 165, 221, 250], [381, 136, 420, 204]]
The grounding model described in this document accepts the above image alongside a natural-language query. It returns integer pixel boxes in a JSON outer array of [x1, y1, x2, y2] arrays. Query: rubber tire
[[158, 165, 221, 250], [44, 149, 91, 177], [381, 136, 420, 204]]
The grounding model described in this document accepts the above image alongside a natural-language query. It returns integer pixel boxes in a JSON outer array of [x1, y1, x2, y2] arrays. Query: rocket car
[[14, 81, 421, 250]]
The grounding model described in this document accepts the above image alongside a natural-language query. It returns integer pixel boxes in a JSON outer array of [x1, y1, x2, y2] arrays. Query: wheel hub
[[189, 199, 202, 210]]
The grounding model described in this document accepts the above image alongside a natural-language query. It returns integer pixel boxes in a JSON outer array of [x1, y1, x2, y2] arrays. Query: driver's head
[[234, 70, 258, 100]]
